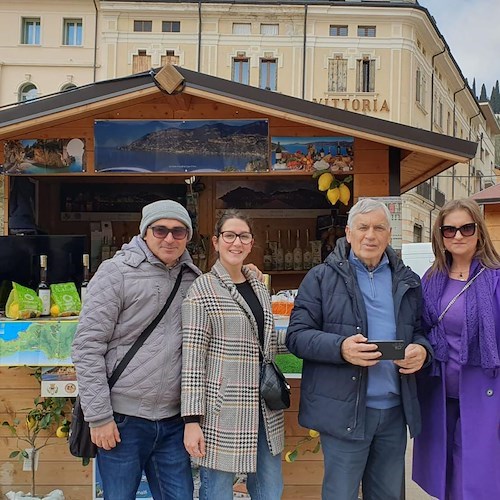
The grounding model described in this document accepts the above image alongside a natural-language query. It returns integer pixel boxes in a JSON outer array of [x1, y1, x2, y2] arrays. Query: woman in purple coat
[[413, 199, 500, 499]]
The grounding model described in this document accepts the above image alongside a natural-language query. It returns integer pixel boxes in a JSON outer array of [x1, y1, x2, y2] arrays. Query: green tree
[[490, 80, 500, 114], [472, 78, 477, 99], [479, 83, 488, 102]]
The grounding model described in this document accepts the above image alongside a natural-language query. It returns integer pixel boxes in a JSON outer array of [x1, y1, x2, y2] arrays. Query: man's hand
[[394, 344, 427, 374], [184, 422, 206, 458], [90, 420, 121, 450], [341, 334, 381, 366], [244, 263, 264, 282]]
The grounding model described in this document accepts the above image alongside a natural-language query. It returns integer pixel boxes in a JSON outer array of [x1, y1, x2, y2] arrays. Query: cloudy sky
[[419, 0, 499, 96]]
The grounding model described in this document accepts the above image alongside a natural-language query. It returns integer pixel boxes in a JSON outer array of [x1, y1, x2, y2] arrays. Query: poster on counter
[[0, 320, 77, 366], [41, 366, 78, 397]]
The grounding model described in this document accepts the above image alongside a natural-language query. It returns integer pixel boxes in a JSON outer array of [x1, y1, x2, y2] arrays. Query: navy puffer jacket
[[286, 238, 432, 440]]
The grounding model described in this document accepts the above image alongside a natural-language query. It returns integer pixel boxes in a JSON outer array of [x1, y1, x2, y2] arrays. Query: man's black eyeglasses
[[219, 231, 253, 244], [150, 226, 188, 240], [440, 223, 477, 239]]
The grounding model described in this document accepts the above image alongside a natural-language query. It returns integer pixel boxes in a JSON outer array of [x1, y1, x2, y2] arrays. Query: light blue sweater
[[349, 250, 401, 409]]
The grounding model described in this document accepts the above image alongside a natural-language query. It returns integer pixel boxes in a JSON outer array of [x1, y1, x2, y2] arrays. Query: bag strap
[[437, 267, 485, 323], [108, 265, 185, 389]]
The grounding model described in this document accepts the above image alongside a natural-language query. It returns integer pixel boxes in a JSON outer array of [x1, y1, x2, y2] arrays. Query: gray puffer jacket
[[72, 235, 200, 427]]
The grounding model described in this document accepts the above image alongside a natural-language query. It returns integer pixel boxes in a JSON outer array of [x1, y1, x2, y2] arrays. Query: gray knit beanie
[[139, 200, 193, 240]]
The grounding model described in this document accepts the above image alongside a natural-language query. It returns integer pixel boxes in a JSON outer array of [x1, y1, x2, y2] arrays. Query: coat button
[[486, 389, 494, 397], [347, 427, 352, 432], [352, 376, 357, 381]]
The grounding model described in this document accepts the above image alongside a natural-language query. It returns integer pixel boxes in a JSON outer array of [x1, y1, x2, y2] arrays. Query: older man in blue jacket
[[286, 198, 432, 500]]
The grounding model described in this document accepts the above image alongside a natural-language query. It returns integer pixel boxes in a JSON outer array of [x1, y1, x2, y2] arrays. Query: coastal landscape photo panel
[[271, 136, 354, 172], [2, 138, 85, 174], [94, 119, 269, 173]]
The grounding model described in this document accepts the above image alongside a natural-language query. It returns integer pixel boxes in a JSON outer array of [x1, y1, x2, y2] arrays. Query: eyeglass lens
[[220, 231, 253, 244], [440, 223, 476, 238], [150, 226, 188, 240]]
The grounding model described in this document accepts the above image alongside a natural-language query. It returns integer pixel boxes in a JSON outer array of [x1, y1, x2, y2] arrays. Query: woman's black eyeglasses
[[440, 223, 477, 239], [219, 231, 253, 245], [150, 226, 188, 240]]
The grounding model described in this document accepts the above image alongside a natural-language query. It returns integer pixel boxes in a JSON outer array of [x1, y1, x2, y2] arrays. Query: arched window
[[19, 83, 38, 102], [61, 83, 77, 92]]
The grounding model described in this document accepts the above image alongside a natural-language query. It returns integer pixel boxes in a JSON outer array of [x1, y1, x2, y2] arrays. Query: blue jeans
[[199, 414, 283, 500], [97, 413, 193, 500], [320, 406, 406, 500]]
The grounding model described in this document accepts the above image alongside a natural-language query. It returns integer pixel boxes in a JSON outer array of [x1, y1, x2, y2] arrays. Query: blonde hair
[[429, 198, 500, 275]]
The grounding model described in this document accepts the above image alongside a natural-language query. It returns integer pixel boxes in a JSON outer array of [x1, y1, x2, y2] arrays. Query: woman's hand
[[184, 422, 206, 458], [244, 263, 264, 282]]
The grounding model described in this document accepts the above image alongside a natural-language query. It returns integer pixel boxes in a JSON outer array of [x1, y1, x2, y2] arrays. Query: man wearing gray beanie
[[73, 198, 200, 499]]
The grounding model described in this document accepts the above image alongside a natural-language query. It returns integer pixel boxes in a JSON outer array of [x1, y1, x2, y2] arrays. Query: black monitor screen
[[0, 235, 86, 311]]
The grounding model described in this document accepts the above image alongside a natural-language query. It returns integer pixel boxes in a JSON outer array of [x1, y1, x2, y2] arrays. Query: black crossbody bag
[[69, 266, 185, 458]]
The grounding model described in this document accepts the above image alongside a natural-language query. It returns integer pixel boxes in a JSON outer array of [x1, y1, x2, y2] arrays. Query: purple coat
[[412, 269, 500, 499]]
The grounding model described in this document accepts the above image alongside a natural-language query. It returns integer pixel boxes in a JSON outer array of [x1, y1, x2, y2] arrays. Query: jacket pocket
[[212, 377, 228, 415]]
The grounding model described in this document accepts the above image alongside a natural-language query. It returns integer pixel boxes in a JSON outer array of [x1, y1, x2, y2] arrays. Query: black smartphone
[[371, 340, 405, 360]]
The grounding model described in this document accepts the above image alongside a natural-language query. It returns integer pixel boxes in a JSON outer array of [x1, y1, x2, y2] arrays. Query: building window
[[356, 58, 375, 92], [132, 50, 151, 74], [162, 21, 180, 33], [329, 25, 348, 37], [357, 26, 376, 37], [233, 23, 251, 35], [134, 20, 152, 32], [260, 58, 277, 90], [260, 24, 278, 36], [61, 83, 77, 91], [22, 18, 40, 45], [413, 224, 423, 243], [232, 56, 250, 84], [328, 57, 347, 92], [19, 83, 38, 102], [416, 67, 426, 108], [161, 50, 179, 66], [63, 19, 82, 46]]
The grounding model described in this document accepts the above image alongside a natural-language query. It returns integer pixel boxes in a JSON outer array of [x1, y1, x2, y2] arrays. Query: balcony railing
[[416, 182, 431, 200]]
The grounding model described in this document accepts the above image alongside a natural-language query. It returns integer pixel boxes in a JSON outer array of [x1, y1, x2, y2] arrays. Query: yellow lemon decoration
[[56, 425, 69, 438], [308, 429, 320, 438], [285, 450, 297, 463], [318, 172, 334, 191], [339, 183, 351, 206], [50, 304, 60, 317], [327, 187, 340, 205]]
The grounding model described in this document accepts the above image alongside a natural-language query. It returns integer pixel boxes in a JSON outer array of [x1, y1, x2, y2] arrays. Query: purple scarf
[[422, 259, 500, 371]]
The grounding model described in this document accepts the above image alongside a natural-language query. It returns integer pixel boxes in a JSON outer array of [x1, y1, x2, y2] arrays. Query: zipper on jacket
[[352, 367, 363, 430], [368, 271, 376, 298]]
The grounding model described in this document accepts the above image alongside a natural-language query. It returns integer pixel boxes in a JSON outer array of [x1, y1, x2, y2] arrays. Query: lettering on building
[[312, 98, 390, 113]]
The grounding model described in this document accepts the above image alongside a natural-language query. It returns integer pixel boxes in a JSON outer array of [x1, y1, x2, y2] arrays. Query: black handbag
[[69, 267, 185, 458], [260, 358, 291, 410]]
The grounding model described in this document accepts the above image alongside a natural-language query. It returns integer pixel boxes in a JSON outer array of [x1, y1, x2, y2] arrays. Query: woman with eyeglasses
[[413, 199, 500, 499], [181, 209, 284, 500]]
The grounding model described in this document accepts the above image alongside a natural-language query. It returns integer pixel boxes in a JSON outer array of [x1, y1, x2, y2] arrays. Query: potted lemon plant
[[2, 392, 71, 499]]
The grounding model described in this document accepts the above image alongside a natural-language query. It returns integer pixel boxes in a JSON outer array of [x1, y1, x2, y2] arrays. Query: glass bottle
[[263, 230, 273, 272], [38, 255, 50, 316], [275, 142, 283, 164], [284, 229, 293, 271], [80, 254, 90, 304], [276, 230, 284, 271], [293, 229, 303, 271], [303, 229, 313, 270]]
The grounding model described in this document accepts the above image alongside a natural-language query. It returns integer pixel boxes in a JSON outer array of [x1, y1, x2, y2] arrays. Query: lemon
[[284, 450, 294, 463], [8, 303, 20, 319], [326, 187, 340, 205], [318, 172, 334, 191], [50, 304, 60, 317], [26, 417, 36, 430], [339, 183, 351, 206], [308, 429, 320, 438], [56, 426, 69, 438]]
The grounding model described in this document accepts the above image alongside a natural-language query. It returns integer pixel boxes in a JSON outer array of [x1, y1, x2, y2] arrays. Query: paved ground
[[405, 437, 435, 500]]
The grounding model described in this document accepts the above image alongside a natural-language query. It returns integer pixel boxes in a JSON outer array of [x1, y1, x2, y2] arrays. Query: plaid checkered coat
[[181, 260, 285, 473]]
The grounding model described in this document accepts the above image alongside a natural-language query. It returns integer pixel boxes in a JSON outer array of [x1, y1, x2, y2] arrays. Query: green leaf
[[312, 168, 330, 179], [9, 451, 20, 458], [312, 440, 322, 454], [82, 457, 91, 467], [289, 450, 298, 462], [21, 450, 29, 459]]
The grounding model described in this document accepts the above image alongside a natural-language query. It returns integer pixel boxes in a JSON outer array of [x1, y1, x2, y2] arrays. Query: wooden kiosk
[[0, 65, 476, 498]]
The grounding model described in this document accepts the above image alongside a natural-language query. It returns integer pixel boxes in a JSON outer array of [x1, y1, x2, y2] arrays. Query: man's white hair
[[347, 198, 392, 228]]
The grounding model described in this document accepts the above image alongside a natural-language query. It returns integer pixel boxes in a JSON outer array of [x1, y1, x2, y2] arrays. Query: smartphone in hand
[[371, 340, 405, 360]]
